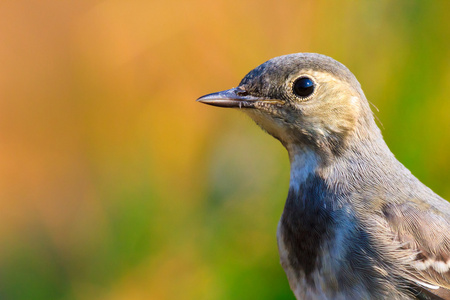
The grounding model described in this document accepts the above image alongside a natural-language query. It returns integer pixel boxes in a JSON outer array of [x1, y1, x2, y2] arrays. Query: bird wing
[[382, 200, 450, 298]]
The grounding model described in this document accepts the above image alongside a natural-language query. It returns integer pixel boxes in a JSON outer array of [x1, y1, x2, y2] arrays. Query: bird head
[[197, 53, 379, 160]]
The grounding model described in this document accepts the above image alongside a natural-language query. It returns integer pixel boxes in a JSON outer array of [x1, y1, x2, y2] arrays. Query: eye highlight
[[292, 77, 315, 98]]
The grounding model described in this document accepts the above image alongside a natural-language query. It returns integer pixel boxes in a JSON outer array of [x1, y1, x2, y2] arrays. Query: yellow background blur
[[0, 1, 449, 299]]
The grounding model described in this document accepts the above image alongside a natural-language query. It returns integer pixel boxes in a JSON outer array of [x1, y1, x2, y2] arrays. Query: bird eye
[[292, 77, 315, 98]]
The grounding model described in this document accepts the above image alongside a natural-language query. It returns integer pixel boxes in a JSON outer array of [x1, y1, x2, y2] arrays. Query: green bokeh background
[[0, 1, 449, 299]]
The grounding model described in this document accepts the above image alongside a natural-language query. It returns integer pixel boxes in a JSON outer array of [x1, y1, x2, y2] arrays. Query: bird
[[197, 53, 450, 300]]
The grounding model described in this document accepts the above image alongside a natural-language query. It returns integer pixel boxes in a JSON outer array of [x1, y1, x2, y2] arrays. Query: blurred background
[[0, 1, 449, 299]]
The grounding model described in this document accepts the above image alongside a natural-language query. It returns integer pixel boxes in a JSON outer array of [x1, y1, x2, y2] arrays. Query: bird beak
[[197, 88, 283, 108]]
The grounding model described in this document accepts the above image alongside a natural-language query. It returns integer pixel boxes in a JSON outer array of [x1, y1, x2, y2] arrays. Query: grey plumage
[[197, 53, 450, 299]]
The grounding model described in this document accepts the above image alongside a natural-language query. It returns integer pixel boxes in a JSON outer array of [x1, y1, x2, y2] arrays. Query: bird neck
[[286, 130, 396, 208]]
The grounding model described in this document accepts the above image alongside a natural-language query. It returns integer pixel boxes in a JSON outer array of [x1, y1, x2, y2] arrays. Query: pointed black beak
[[197, 88, 259, 108]]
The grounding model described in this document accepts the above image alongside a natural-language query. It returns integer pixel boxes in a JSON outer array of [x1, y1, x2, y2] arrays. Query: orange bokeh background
[[0, 1, 449, 299]]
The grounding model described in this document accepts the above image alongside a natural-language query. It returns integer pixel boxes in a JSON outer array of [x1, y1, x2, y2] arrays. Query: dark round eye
[[292, 77, 315, 98]]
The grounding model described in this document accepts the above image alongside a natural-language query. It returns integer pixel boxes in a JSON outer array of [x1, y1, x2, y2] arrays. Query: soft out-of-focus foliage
[[0, 1, 449, 299]]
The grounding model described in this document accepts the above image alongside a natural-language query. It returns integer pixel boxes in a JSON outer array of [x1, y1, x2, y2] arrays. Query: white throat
[[288, 147, 319, 194]]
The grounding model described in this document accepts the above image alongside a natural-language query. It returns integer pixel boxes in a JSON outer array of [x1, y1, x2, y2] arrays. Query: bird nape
[[197, 53, 450, 300]]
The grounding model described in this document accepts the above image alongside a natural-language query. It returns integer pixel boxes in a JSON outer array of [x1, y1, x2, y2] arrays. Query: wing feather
[[382, 201, 450, 298]]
